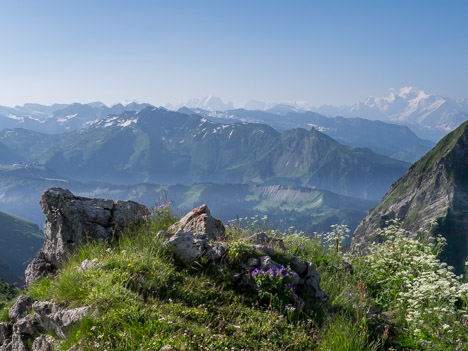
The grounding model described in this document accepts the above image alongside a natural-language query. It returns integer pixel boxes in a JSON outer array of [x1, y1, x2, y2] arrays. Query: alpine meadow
[[0, 1, 468, 350]]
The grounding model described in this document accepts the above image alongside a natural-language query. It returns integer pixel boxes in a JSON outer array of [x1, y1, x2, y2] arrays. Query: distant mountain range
[[182, 108, 434, 163], [2, 87, 465, 142], [0, 107, 409, 200], [0, 102, 152, 134], [315, 87, 468, 141], [166, 88, 468, 142]]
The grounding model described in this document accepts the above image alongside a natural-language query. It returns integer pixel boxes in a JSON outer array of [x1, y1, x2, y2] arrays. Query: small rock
[[205, 242, 229, 261], [13, 315, 41, 335], [32, 334, 55, 351], [246, 233, 286, 250], [33, 301, 90, 338], [247, 257, 259, 267], [24, 252, 56, 289], [163, 231, 208, 264], [8, 296, 33, 323], [169, 205, 225, 240], [1, 332, 29, 351], [240, 257, 259, 271], [258, 256, 282, 271], [290, 256, 307, 276], [252, 244, 275, 257], [302, 263, 328, 301], [0, 322, 10, 345], [77, 258, 101, 273], [156, 230, 172, 240]]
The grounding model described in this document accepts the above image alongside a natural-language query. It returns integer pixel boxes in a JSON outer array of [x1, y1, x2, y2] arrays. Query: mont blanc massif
[[2, 87, 468, 350]]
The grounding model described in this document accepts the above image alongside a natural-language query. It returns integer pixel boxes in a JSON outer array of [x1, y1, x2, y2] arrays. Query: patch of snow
[[307, 124, 330, 132], [26, 116, 46, 123], [6, 114, 24, 122], [57, 113, 78, 124], [118, 118, 138, 127], [101, 116, 119, 128]]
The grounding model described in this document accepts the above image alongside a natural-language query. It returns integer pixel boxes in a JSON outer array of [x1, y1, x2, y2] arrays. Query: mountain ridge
[[351, 120, 468, 273], [0, 107, 410, 200], [188, 108, 434, 162]]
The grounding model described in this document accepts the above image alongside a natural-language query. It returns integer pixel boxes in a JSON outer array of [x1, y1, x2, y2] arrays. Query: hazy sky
[[0, 0, 467, 107]]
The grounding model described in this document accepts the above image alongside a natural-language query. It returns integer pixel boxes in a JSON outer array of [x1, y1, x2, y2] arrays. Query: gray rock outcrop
[[163, 227, 327, 308], [25, 187, 150, 285], [8, 296, 33, 323], [246, 232, 286, 250], [31, 335, 54, 351], [0, 298, 89, 351], [33, 301, 90, 338], [168, 204, 225, 240], [0, 324, 9, 346]]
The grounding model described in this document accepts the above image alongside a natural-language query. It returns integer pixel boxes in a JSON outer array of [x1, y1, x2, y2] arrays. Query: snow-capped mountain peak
[[166, 96, 235, 111]]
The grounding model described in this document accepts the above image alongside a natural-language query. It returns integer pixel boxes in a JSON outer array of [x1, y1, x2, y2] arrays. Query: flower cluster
[[322, 224, 350, 252], [251, 265, 298, 307], [360, 222, 468, 348]]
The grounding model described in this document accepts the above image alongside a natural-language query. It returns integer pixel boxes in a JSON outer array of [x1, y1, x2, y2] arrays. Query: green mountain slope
[[0, 210, 43, 284], [0, 108, 410, 200], [0, 277, 18, 307], [189, 108, 435, 162], [351, 120, 468, 273]]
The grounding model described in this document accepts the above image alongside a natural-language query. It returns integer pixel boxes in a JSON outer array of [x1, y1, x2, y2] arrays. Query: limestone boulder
[[169, 204, 224, 240], [25, 187, 150, 285], [8, 296, 33, 323], [33, 301, 90, 338]]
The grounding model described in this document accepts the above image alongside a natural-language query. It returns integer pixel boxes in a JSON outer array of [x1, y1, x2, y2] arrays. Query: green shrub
[[227, 241, 252, 261]]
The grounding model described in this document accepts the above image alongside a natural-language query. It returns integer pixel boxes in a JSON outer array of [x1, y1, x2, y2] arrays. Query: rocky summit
[[25, 188, 150, 286], [1, 190, 328, 350], [352, 120, 468, 273]]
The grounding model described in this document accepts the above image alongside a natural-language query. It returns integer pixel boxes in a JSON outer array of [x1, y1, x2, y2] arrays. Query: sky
[[0, 0, 467, 108]]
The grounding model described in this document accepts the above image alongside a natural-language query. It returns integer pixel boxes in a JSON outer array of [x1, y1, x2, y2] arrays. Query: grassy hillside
[[1, 210, 466, 349], [0, 210, 43, 284]]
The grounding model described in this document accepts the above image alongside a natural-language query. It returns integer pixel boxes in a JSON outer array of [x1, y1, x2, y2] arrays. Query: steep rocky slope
[[352, 120, 468, 273]]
